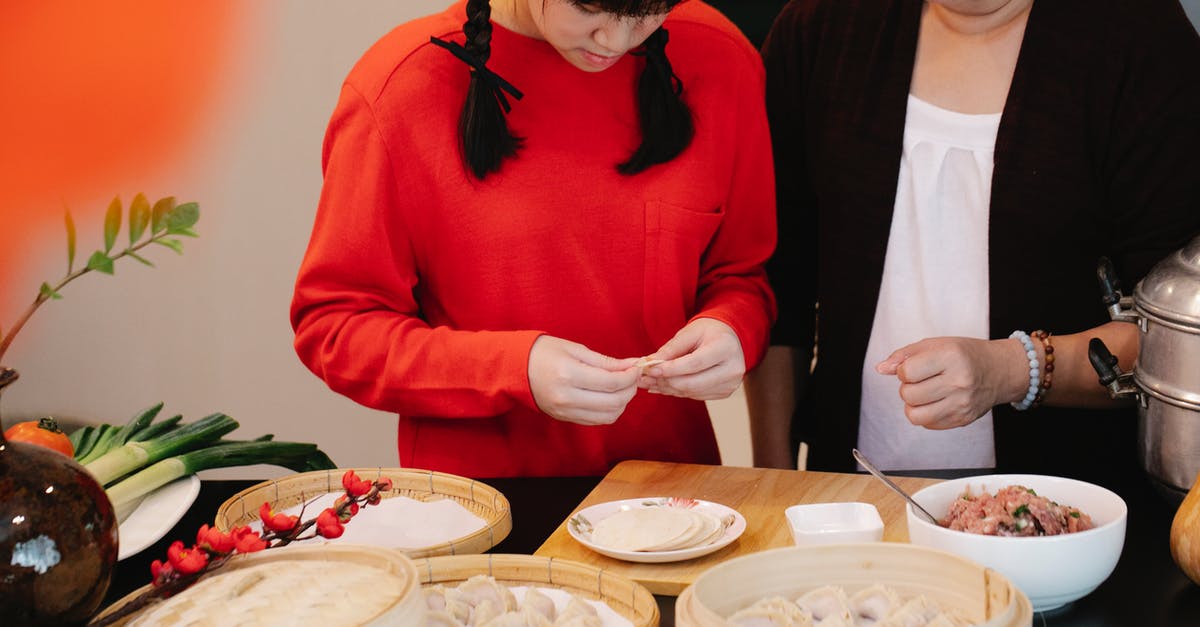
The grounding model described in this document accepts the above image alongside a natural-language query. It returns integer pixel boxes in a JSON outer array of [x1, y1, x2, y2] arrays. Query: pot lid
[[1135, 235, 1200, 328]]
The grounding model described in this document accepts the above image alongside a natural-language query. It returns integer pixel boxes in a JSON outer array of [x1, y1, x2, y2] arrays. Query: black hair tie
[[633, 28, 683, 96], [430, 36, 524, 113]]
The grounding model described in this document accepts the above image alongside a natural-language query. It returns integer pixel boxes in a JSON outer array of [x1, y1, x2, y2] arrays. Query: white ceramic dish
[[785, 502, 884, 546], [117, 474, 200, 560], [906, 473, 1127, 612], [568, 497, 745, 564]]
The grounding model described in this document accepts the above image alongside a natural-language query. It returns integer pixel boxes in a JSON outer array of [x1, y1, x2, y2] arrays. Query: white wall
[[1, 0, 756, 477]]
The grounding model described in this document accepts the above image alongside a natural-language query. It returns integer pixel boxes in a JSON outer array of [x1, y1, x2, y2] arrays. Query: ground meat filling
[[939, 485, 1095, 536]]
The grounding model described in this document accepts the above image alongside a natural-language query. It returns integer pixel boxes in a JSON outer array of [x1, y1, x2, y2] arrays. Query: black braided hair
[[617, 25, 693, 175], [460, 0, 522, 179], [455, 0, 692, 179]]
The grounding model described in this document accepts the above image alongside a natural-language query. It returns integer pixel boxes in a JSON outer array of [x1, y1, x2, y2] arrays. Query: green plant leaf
[[167, 226, 199, 238], [104, 196, 122, 254], [39, 282, 63, 300], [128, 193, 151, 244], [151, 196, 176, 235], [87, 251, 115, 274], [152, 238, 184, 254], [64, 207, 77, 273], [127, 252, 155, 267], [165, 202, 199, 232]]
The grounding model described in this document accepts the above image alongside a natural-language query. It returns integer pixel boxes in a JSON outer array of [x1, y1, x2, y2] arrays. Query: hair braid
[[460, 0, 522, 179], [618, 27, 694, 175]]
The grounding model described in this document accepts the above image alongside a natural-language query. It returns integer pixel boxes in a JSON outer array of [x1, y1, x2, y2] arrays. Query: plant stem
[[0, 234, 169, 364]]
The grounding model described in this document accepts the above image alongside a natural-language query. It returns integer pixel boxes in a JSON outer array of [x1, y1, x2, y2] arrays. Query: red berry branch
[[89, 470, 393, 626]]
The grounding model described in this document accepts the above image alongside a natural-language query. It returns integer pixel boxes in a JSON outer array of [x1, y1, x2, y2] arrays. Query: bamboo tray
[[412, 553, 660, 626], [215, 467, 511, 558], [676, 543, 1033, 626], [94, 544, 424, 626]]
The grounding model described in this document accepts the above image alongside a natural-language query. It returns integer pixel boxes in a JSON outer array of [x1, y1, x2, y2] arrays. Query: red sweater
[[291, 1, 776, 477]]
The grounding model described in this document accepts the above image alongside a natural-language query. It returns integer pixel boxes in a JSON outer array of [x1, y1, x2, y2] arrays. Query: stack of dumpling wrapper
[[590, 507, 725, 552], [423, 574, 627, 627], [728, 584, 974, 627]]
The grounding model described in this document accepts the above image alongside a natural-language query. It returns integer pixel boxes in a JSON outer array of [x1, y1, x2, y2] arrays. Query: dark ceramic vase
[[0, 367, 119, 625]]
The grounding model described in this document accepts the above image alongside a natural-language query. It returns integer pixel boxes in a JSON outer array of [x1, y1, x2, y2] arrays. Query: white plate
[[117, 474, 201, 560], [568, 497, 746, 564]]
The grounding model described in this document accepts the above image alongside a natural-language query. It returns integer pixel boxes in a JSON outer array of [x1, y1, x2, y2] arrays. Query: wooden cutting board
[[533, 460, 942, 596]]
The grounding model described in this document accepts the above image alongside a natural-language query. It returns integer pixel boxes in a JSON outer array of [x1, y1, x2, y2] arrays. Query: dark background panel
[[705, 0, 791, 49]]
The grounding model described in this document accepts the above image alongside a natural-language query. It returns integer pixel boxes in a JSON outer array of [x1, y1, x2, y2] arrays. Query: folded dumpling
[[795, 586, 853, 624], [728, 595, 814, 626]]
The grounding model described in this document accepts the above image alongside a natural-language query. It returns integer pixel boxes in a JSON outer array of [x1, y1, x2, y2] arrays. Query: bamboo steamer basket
[[94, 544, 424, 626], [676, 543, 1033, 626], [412, 553, 660, 626], [215, 467, 512, 558]]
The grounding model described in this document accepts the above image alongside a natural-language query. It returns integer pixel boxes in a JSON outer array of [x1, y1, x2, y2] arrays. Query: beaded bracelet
[[1031, 330, 1054, 407], [1009, 330, 1040, 411]]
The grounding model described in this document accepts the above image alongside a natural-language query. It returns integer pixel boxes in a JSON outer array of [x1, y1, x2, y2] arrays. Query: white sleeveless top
[[856, 95, 1002, 471]]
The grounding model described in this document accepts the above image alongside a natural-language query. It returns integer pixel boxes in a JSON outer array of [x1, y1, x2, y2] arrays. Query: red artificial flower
[[334, 494, 360, 520], [376, 477, 393, 492], [150, 559, 175, 586], [341, 470, 373, 497], [258, 502, 299, 533], [316, 508, 345, 538], [166, 541, 209, 575], [196, 524, 236, 554], [231, 526, 268, 553]]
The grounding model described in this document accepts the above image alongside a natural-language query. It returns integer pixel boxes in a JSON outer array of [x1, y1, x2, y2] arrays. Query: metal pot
[[1090, 236, 1200, 502]]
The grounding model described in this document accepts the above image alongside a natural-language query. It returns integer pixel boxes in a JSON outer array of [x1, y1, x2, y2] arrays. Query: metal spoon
[[852, 448, 940, 526]]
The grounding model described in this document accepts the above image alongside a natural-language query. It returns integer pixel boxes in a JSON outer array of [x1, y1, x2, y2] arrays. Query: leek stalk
[[85, 413, 238, 486], [105, 440, 334, 520]]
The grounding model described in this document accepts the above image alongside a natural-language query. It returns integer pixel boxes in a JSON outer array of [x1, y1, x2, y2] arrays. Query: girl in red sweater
[[291, 0, 776, 477]]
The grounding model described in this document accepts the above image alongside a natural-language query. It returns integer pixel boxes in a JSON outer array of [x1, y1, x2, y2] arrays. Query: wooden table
[[533, 460, 939, 595]]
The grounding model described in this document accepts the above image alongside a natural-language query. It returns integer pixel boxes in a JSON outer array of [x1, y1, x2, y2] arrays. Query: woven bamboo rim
[[675, 543, 1032, 627], [412, 553, 660, 627], [94, 544, 422, 626], [214, 467, 512, 558]]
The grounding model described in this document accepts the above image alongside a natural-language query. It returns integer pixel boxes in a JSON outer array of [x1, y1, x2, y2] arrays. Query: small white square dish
[[785, 502, 884, 546]]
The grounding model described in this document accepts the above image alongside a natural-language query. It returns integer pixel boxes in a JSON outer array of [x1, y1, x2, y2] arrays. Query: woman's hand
[[875, 336, 1028, 430], [528, 335, 641, 426], [639, 318, 746, 401]]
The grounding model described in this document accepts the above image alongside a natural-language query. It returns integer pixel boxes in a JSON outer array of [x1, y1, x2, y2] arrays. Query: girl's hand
[[528, 336, 640, 425], [875, 336, 1029, 429], [639, 318, 746, 401]]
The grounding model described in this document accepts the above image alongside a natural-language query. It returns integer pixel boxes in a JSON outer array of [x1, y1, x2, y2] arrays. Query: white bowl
[[906, 474, 1127, 612], [785, 502, 884, 546]]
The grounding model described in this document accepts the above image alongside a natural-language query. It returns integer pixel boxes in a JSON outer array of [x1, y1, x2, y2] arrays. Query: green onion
[[1012, 504, 1030, 517], [68, 425, 93, 455], [84, 413, 238, 486], [105, 440, 336, 520], [129, 414, 183, 442], [1070, 510, 1081, 518], [111, 402, 164, 447]]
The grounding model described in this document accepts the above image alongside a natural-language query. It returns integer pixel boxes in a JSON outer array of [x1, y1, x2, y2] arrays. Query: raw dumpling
[[521, 587, 557, 622], [728, 595, 814, 626], [874, 595, 942, 627], [849, 584, 902, 623], [472, 599, 505, 626], [554, 596, 601, 626], [459, 574, 519, 613], [480, 607, 553, 627], [795, 586, 853, 624]]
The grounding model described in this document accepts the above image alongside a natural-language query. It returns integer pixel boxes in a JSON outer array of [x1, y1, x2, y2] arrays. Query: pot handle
[[1096, 257, 1123, 308], [1088, 338, 1141, 400], [1096, 257, 1139, 323], [1088, 338, 1122, 386]]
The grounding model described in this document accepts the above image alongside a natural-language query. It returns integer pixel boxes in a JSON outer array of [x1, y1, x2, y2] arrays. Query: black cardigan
[[762, 0, 1200, 484]]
